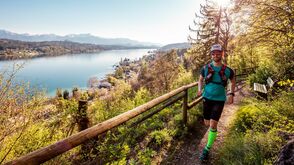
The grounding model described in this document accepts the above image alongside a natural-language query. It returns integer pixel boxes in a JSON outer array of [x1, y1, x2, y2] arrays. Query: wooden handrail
[[7, 83, 198, 165], [7, 67, 255, 164]]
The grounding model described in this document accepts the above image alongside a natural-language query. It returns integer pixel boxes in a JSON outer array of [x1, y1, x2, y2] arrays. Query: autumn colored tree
[[0, 64, 46, 163], [138, 50, 180, 94]]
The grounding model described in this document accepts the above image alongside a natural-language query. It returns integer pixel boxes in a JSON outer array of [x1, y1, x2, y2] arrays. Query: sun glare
[[216, 0, 231, 7]]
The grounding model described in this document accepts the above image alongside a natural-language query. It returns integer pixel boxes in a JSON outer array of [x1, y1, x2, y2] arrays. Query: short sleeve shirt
[[200, 63, 234, 101]]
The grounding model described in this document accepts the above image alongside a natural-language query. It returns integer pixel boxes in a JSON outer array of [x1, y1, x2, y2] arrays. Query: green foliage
[[232, 104, 292, 134], [271, 92, 294, 121], [173, 114, 183, 126], [107, 158, 127, 165], [272, 49, 294, 79], [238, 0, 294, 49], [56, 98, 78, 115], [1, 97, 79, 163], [80, 92, 89, 100], [232, 96, 293, 134], [188, 103, 203, 126], [247, 64, 273, 86], [1, 57, 201, 164], [1, 123, 64, 161], [185, 46, 211, 77], [138, 50, 181, 94], [149, 129, 172, 146], [227, 44, 264, 70], [171, 67, 195, 89], [107, 76, 117, 86], [86, 76, 201, 164], [90, 79, 134, 123], [277, 79, 294, 88], [56, 88, 63, 98], [137, 148, 156, 165], [63, 89, 69, 99], [217, 131, 283, 165], [0, 64, 48, 164], [148, 118, 165, 130], [133, 88, 151, 107], [114, 66, 124, 79], [217, 92, 294, 164], [230, 0, 294, 81]]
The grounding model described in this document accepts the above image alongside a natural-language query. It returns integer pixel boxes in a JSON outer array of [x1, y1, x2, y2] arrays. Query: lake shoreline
[[0, 49, 154, 96], [0, 49, 104, 61], [0, 38, 158, 61]]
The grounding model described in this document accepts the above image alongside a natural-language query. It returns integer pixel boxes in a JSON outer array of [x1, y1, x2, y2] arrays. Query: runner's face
[[211, 51, 222, 62]]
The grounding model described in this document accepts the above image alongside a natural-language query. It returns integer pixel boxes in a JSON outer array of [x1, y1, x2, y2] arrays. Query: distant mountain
[[158, 42, 191, 52], [0, 29, 160, 47]]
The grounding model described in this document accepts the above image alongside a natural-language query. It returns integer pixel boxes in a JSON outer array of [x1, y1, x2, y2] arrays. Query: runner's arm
[[198, 75, 204, 96], [229, 77, 235, 95], [229, 69, 236, 95]]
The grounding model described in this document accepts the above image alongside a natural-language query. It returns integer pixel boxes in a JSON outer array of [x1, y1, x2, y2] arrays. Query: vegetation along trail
[[161, 83, 252, 165]]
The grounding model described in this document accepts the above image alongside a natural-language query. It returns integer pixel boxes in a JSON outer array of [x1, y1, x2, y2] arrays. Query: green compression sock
[[205, 128, 217, 150]]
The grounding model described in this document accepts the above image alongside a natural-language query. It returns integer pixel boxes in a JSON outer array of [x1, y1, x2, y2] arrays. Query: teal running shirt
[[200, 63, 234, 101]]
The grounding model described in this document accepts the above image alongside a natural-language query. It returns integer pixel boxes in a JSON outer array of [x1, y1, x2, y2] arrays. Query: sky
[[0, 0, 208, 45]]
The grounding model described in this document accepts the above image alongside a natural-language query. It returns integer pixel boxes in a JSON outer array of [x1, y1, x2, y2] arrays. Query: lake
[[0, 49, 153, 96]]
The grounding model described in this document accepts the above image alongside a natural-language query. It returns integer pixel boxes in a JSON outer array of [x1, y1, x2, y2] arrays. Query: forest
[[0, 0, 293, 164]]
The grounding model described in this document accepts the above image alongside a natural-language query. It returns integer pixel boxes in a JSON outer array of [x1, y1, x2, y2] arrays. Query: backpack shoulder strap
[[219, 64, 228, 87], [204, 63, 212, 77], [219, 64, 227, 77], [207, 63, 214, 72]]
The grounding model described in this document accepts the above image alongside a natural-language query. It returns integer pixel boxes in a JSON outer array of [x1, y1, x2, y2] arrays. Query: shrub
[[137, 148, 156, 165], [171, 67, 195, 89], [149, 129, 172, 146], [271, 92, 294, 120], [0, 64, 47, 164], [217, 92, 294, 164], [247, 64, 273, 86], [217, 131, 283, 165]]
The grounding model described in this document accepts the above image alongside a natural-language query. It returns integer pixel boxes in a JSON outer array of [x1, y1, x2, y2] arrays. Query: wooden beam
[[8, 83, 198, 165], [130, 92, 185, 127], [187, 96, 203, 109]]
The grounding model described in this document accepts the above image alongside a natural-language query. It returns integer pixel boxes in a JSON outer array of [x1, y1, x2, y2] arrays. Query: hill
[[158, 42, 191, 52], [0, 29, 160, 47], [157, 42, 191, 57], [0, 39, 106, 60]]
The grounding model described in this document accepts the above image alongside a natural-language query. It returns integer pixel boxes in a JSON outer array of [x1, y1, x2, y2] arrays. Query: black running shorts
[[203, 98, 225, 121]]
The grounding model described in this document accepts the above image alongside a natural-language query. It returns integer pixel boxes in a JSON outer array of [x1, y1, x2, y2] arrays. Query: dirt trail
[[160, 83, 252, 165]]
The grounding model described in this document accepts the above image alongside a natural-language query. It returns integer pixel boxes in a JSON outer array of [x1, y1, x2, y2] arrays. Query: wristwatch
[[229, 92, 235, 96]]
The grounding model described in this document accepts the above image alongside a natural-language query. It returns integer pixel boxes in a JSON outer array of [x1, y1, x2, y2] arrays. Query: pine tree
[[186, 0, 232, 74]]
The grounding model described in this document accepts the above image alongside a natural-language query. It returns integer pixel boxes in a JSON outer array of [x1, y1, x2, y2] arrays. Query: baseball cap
[[210, 44, 222, 52]]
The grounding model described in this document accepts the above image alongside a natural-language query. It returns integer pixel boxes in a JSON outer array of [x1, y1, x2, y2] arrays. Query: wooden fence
[[7, 68, 253, 165]]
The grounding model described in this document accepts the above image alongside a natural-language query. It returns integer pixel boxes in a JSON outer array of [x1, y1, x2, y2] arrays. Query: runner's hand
[[227, 95, 234, 104], [197, 91, 202, 97]]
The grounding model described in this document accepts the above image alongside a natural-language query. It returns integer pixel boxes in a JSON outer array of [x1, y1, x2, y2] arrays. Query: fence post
[[78, 100, 90, 160], [183, 89, 188, 126], [78, 100, 89, 131]]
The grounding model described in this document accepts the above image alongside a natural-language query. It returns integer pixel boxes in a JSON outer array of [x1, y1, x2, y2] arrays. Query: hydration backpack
[[204, 63, 228, 87]]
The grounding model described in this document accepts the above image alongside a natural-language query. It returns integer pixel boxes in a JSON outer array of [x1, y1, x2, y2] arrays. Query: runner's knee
[[210, 120, 218, 129], [204, 120, 210, 126]]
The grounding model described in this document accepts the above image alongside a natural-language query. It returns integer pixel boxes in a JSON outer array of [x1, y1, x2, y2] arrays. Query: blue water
[[0, 49, 153, 96]]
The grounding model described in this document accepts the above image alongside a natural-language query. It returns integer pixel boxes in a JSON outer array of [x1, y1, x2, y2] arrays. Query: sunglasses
[[211, 52, 222, 56]]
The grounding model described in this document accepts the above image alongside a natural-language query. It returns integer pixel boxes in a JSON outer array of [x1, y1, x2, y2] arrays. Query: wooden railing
[[7, 68, 254, 165]]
